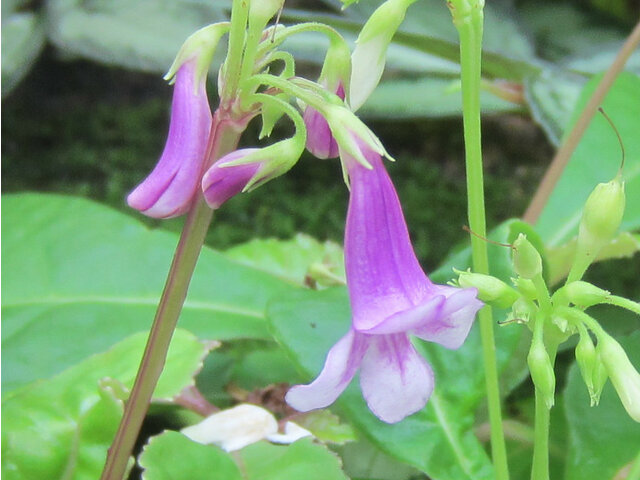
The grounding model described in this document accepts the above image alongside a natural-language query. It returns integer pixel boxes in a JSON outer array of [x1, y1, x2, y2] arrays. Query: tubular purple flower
[[201, 149, 261, 209], [286, 141, 482, 423], [127, 59, 212, 218], [303, 83, 345, 159]]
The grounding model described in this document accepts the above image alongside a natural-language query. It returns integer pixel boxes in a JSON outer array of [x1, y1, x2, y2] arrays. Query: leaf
[[546, 232, 640, 285], [225, 233, 345, 287], [359, 76, 520, 119], [268, 287, 498, 480], [1, 12, 46, 97], [535, 73, 640, 246], [1, 329, 209, 480], [139, 431, 242, 480], [524, 69, 587, 146], [238, 438, 349, 480], [1, 193, 293, 392], [47, 0, 226, 74], [564, 332, 640, 480]]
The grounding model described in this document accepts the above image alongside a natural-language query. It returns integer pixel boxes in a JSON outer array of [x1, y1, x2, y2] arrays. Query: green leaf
[[1, 193, 292, 392], [268, 288, 497, 480], [238, 438, 349, 480], [359, 76, 520, 119], [47, 0, 226, 74], [1, 12, 46, 97], [1, 329, 209, 480], [524, 69, 587, 146], [564, 332, 640, 480], [225, 233, 345, 287], [546, 232, 640, 285], [139, 431, 242, 480], [536, 72, 640, 246]]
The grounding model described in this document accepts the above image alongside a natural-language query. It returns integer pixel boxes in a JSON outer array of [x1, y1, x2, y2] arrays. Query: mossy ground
[[2, 54, 552, 272]]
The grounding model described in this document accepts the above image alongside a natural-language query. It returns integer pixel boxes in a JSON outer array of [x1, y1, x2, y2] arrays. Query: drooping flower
[[201, 149, 261, 209], [303, 83, 345, 159], [286, 141, 482, 423], [127, 22, 229, 218], [127, 58, 212, 218]]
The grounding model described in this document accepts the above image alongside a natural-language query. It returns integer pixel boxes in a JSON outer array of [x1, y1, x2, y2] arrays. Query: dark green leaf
[[1, 193, 292, 392], [1, 329, 209, 480], [536, 72, 640, 246], [564, 332, 640, 480]]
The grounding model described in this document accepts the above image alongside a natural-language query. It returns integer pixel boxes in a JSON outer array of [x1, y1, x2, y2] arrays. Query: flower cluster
[[127, 0, 482, 423]]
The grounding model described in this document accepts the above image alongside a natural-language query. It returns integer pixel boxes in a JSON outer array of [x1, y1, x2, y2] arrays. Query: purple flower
[[286, 143, 482, 423], [127, 59, 212, 218], [201, 149, 261, 209], [303, 83, 345, 159]]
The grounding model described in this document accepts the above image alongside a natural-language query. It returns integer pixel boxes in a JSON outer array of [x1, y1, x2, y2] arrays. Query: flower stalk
[[100, 113, 244, 480], [447, 1, 509, 478]]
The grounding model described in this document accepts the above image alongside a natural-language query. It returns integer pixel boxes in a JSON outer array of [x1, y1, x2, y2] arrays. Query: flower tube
[[287, 141, 482, 423]]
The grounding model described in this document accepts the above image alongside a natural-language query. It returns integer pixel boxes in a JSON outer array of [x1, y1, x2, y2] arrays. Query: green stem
[[531, 342, 556, 480], [220, 0, 249, 104], [531, 387, 551, 480], [449, 2, 509, 478], [99, 112, 243, 480]]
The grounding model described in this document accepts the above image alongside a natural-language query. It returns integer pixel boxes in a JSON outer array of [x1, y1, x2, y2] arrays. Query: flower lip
[[127, 59, 212, 218]]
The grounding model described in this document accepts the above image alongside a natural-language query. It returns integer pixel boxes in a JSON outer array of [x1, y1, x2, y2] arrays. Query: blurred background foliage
[[4, 0, 638, 270]]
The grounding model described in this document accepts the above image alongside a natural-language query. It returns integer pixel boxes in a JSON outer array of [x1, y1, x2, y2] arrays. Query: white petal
[[359, 334, 433, 423]]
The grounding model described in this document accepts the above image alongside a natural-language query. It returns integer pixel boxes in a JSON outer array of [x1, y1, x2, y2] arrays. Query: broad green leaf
[[546, 232, 640, 285], [47, 0, 226, 74], [238, 438, 349, 480], [225, 233, 345, 287], [268, 287, 500, 480], [359, 76, 519, 119], [334, 439, 422, 480], [1, 193, 292, 392], [564, 332, 640, 480], [536, 72, 640, 246], [1, 329, 209, 480], [139, 431, 242, 480], [1, 12, 46, 97], [525, 69, 587, 146]]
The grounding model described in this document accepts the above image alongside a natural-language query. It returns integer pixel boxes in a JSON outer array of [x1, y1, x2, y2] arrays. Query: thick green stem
[[220, 0, 250, 104], [531, 388, 551, 480], [100, 112, 243, 480], [449, 1, 509, 478]]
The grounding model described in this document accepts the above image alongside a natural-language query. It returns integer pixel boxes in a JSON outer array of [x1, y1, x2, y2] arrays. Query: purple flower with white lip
[[303, 83, 345, 159], [127, 59, 212, 218], [201, 149, 261, 209], [286, 142, 482, 423]]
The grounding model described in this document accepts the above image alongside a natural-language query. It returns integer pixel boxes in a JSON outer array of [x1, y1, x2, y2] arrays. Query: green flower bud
[[455, 269, 519, 308], [512, 277, 537, 301], [597, 333, 640, 422], [575, 330, 606, 405], [512, 234, 543, 280], [564, 281, 610, 308], [249, 0, 285, 27], [578, 174, 625, 255], [528, 339, 556, 409]]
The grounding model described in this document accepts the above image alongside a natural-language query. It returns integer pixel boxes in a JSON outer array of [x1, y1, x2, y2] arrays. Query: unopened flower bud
[[575, 330, 607, 405], [349, 0, 417, 111], [249, 0, 285, 28], [528, 339, 556, 409], [597, 333, 640, 422], [564, 281, 610, 308], [512, 234, 543, 280], [512, 277, 537, 301], [578, 174, 625, 255], [455, 269, 518, 308]]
